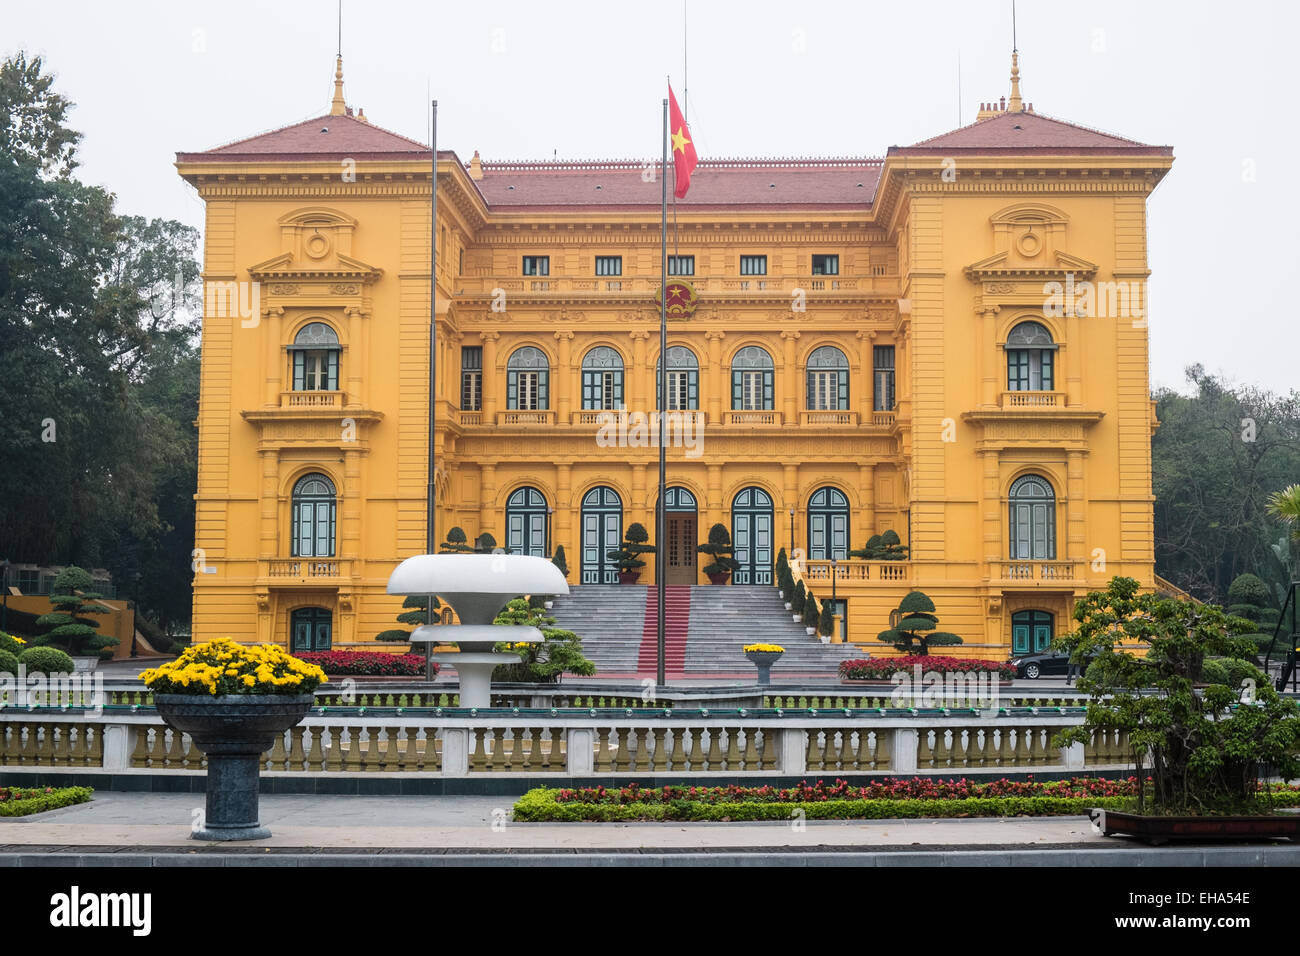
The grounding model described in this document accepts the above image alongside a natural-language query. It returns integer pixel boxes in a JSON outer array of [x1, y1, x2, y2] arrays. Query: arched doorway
[[661, 486, 698, 585], [291, 473, 336, 557], [1012, 609, 1054, 656], [1008, 475, 1056, 560], [505, 486, 548, 556], [581, 486, 623, 584], [290, 606, 332, 652], [807, 486, 849, 560], [732, 487, 774, 584]]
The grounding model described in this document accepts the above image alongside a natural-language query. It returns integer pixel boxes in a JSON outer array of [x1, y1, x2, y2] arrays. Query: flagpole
[[657, 96, 668, 688], [425, 99, 438, 682]]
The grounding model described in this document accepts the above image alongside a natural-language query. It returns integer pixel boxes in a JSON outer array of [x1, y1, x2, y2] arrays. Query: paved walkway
[[0, 791, 1110, 849]]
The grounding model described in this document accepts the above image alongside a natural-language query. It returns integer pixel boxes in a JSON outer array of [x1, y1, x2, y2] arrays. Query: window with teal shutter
[[656, 346, 699, 410], [806, 346, 848, 410], [1006, 322, 1056, 391], [289, 322, 340, 391], [730, 346, 773, 410], [290, 474, 336, 558], [507, 346, 549, 410], [581, 347, 624, 410], [1008, 475, 1056, 560]]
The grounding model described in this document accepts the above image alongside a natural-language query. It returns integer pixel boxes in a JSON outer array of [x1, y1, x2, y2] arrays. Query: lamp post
[[788, 507, 795, 554], [546, 506, 553, 558]]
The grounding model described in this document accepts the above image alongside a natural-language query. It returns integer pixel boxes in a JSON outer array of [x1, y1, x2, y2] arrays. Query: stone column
[[264, 305, 285, 406], [554, 330, 574, 422], [891, 728, 919, 773], [629, 330, 650, 414], [781, 330, 800, 425], [480, 463, 497, 540], [1066, 448, 1087, 564], [480, 331, 500, 422], [978, 305, 1001, 408], [705, 330, 725, 425], [856, 328, 875, 421], [857, 462, 875, 542], [345, 305, 366, 407]]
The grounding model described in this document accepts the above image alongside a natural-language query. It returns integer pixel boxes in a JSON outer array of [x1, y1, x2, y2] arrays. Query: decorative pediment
[[964, 249, 1098, 282], [248, 250, 382, 284]]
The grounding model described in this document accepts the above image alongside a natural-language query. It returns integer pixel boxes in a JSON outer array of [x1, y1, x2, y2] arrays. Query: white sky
[[7, 0, 1298, 394]]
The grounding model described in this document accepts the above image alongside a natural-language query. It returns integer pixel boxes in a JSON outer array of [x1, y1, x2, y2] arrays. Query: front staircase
[[547, 584, 863, 680]]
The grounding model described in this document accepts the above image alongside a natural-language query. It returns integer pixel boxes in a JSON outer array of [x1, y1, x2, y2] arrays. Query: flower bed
[[743, 644, 785, 653], [839, 655, 1016, 681], [0, 786, 94, 817], [513, 777, 1300, 823], [295, 650, 434, 678]]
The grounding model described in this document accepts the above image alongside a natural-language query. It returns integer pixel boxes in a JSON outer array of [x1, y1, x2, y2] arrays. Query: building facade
[[177, 56, 1173, 659]]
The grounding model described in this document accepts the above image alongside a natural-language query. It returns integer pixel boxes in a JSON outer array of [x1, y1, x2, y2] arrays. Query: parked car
[[1010, 648, 1095, 680]]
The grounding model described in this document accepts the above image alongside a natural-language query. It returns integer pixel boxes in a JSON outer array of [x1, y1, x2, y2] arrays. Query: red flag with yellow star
[[668, 84, 697, 199]]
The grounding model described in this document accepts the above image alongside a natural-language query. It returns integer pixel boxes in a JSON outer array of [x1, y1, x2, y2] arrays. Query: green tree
[[1226, 573, 1281, 654], [551, 544, 569, 578], [1057, 576, 1300, 814], [608, 522, 654, 576], [439, 527, 473, 554], [491, 598, 595, 682], [819, 599, 836, 638], [803, 588, 820, 630], [32, 566, 116, 657], [877, 591, 962, 656], [376, 595, 441, 643]]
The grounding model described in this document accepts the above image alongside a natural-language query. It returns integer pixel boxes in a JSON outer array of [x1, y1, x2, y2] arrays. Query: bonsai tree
[[492, 598, 596, 683], [1225, 573, 1280, 655], [607, 522, 654, 582], [698, 523, 739, 582], [551, 545, 570, 579], [473, 531, 499, 553], [33, 566, 117, 658], [819, 599, 836, 639], [440, 526, 474, 554], [876, 529, 910, 561], [791, 580, 807, 616], [377, 595, 442, 642], [850, 534, 884, 560], [803, 589, 821, 631], [876, 590, 962, 656], [1056, 576, 1300, 815]]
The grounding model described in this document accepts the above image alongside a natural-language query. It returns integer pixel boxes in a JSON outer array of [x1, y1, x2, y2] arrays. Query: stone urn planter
[[153, 693, 314, 842], [744, 649, 783, 686], [70, 656, 100, 673], [706, 572, 731, 586], [618, 570, 641, 585], [805, 626, 817, 637]]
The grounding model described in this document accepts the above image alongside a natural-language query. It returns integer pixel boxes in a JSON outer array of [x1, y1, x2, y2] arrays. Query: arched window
[[1008, 475, 1056, 560], [732, 487, 774, 584], [580, 486, 623, 583], [581, 347, 624, 410], [731, 346, 774, 411], [806, 346, 849, 410], [290, 322, 340, 391], [656, 346, 699, 410], [1006, 321, 1056, 392], [506, 486, 548, 556], [291, 473, 336, 557], [808, 486, 850, 560], [507, 347, 549, 410]]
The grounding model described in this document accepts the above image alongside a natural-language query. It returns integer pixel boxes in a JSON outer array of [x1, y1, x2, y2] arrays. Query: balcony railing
[[870, 410, 897, 427], [725, 410, 782, 426], [993, 560, 1080, 583], [800, 410, 859, 426], [1000, 391, 1065, 410], [801, 559, 912, 583], [266, 558, 347, 580], [496, 409, 557, 426], [281, 390, 343, 409], [455, 409, 483, 426], [453, 275, 901, 297]]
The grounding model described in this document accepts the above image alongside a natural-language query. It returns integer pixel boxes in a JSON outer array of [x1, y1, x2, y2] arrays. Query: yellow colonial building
[[178, 54, 1172, 660]]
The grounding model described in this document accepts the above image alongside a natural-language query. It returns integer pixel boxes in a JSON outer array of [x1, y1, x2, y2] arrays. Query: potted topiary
[[439, 526, 474, 554], [743, 643, 784, 686], [791, 580, 806, 622], [140, 639, 326, 841], [779, 565, 795, 609], [775, 548, 789, 598], [819, 599, 836, 644], [698, 523, 739, 585], [803, 589, 820, 637], [608, 523, 654, 584]]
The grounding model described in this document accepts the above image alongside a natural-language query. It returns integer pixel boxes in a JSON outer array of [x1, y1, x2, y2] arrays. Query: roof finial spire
[[1007, 50, 1024, 112], [329, 56, 347, 116]]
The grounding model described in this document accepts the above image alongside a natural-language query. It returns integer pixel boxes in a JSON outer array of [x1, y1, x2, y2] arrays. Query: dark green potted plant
[[608, 522, 654, 584], [819, 598, 837, 644], [439, 526, 474, 554], [775, 548, 789, 597], [698, 523, 739, 585], [791, 580, 806, 621], [141, 639, 326, 841], [803, 588, 820, 636], [876, 590, 962, 656], [778, 565, 795, 608]]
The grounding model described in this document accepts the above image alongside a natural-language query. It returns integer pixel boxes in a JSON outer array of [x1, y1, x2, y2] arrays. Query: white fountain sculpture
[[386, 553, 570, 708]]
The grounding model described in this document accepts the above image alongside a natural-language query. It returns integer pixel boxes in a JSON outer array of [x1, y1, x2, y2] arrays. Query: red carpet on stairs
[[635, 586, 692, 674]]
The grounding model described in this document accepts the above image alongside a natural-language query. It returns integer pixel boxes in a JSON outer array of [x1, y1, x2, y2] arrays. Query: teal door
[[291, 606, 332, 652], [732, 487, 774, 584], [581, 486, 622, 584], [506, 487, 548, 556], [1012, 610, 1053, 654]]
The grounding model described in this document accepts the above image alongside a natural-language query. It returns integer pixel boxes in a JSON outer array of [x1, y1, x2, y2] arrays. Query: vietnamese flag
[[668, 84, 697, 199]]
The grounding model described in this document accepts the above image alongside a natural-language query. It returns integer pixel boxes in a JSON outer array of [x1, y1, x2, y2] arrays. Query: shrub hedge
[[295, 650, 434, 677], [839, 655, 1017, 680], [18, 646, 75, 674], [0, 786, 94, 817]]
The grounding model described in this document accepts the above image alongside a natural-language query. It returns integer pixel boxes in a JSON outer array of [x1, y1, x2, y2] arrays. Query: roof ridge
[[190, 112, 430, 156], [909, 108, 1150, 148], [479, 156, 885, 172]]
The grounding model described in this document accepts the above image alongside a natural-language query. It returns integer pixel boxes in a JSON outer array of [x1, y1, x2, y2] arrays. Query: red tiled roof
[[891, 110, 1172, 156], [474, 158, 883, 210], [176, 113, 434, 163]]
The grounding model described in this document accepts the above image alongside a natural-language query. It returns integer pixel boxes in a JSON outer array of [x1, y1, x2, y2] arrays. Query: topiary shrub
[[440, 526, 474, 553], [473, 532, 499, 553], [819, 599, 836, 638], [791, 580, 806, 615], [850, 533, 885, 559], [0, 649, 18, 675], [877, 590, 962, 656], [803, 589, 820, 630], [608, 523, 654, 577], [698, 523, 740, 578], [33, 566, 118, 657], [552, 545, 570, 579], [19, 646, 75, 674]]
